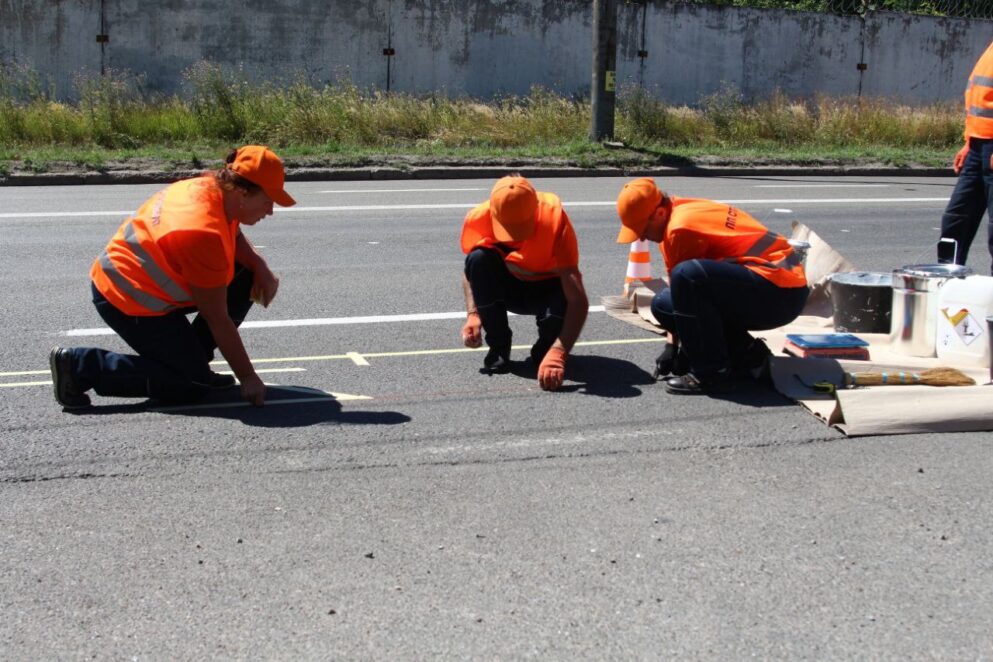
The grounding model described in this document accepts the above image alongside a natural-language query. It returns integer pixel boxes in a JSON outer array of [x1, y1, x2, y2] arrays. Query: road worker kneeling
[[460, 174, 588, 391], [615, 178, 809, 395], [49, 145, 295, 409]]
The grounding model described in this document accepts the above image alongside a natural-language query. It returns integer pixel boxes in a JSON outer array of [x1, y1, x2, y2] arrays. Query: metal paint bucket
[[829, 272, 893, 333], [890, 263, 972, 357]]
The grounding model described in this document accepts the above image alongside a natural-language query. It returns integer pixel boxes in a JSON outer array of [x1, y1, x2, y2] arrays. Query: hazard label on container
[[940, 307, 984, 346]]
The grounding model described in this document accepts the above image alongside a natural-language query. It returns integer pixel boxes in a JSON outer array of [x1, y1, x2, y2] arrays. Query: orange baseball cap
[[228, 145, 296, 207], [616, 178, 662, 243], [489, 176, 538, 242]]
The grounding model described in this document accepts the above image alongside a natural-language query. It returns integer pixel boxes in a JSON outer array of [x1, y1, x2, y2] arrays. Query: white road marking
[[64, 306, 608, 337], [152, 390, 372, 412], [216, 367, 306, 375], [773, 209, 793, 213], [3, 337, 665, 388], [319, 187, 487, 193], [754, 184, 890, 188], [0, 197, 950, 219], [346, 352, 370, 366], [1, 380, 52, 388], [2, 367, 305, 387]]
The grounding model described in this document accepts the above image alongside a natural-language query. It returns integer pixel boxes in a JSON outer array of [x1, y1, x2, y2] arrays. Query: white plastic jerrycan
[[936, 275, 993, 368]]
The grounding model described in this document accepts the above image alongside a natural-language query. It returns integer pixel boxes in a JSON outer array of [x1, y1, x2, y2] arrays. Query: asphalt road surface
[[2, 175, 991, 659]]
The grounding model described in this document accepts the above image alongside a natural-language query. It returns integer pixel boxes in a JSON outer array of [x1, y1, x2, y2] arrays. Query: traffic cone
[[623, 240, 653, 297]]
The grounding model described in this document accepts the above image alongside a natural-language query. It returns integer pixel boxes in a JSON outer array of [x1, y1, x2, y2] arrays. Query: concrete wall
[[0, 0, 989, 105]]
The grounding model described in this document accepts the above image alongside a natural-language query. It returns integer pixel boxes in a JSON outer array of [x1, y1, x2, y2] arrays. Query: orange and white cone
[[623, 240, 653, 296]]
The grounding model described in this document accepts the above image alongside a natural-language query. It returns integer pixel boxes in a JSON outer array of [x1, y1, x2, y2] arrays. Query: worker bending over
[[615, 178, 809, 395], [460, 175, 588, 391], [940, 39, 993, 273], [50, 145, 295, 409]]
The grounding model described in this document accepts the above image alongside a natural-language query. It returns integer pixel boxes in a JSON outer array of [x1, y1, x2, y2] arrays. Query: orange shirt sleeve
[[159, 229, 230, 289], [552, 212, 580, 270]]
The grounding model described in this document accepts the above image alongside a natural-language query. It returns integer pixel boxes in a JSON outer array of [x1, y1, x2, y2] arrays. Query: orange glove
[[538, 346, 567, 391], [461, 312, 482, 348]]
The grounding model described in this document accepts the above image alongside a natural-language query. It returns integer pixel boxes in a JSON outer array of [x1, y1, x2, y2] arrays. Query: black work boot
[[482, 345, 511, 374], [664, 370, 734, 395], [49, 347, 91, 409]]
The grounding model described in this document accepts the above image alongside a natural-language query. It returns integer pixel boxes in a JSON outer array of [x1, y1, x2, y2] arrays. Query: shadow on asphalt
[[501, 354, 655, 399], [548, 354, 794, 407], [64, 386, 412, 428]]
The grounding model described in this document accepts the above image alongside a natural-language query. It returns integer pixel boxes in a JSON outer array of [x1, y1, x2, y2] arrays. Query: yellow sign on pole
[[605, 70, 616, 92]]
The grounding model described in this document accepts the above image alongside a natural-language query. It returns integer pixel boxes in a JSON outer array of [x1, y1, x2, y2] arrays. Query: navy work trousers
[[650, 259, 809, 378], [464, 247, 565, 358], [940, 137, 993, 274], [68, 266, 255, 403]]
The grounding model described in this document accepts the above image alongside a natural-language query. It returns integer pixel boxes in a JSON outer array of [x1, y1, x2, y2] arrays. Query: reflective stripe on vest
[[96, 191, 193, 313], [742, 231, 778, 258], [724, 230, 801, 270], [972, 74, 993, 87]]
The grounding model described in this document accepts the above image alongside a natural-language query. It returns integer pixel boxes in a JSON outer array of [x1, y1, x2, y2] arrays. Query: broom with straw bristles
[[843, 367, 976, 387]]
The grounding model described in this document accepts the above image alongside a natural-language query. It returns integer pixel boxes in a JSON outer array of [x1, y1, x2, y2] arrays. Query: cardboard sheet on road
[[763, 325, 992, 436], [604, 221, 993, 436], [604, 296, 993, 436]]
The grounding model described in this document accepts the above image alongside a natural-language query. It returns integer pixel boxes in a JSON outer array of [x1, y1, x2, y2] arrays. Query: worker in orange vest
[[940, 40, 993, 273], [615, 178, 809, 394], [49, 145, 295, 409], [460, 174, 588, 391]]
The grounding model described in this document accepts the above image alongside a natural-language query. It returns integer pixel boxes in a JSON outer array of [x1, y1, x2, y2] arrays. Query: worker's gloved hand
[[538, 346, 567, 391], [653, 342, 677, 379], [461, 312, 482, 348]]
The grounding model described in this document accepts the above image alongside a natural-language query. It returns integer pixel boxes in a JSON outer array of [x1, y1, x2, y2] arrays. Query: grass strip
[[0, 63, 962, 174]]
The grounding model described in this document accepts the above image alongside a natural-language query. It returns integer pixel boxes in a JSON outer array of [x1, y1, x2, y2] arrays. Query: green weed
[[0, 61, 964, 169]]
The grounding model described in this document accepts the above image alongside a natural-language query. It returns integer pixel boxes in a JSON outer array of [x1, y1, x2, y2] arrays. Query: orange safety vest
[[90, 176, 238, 316], [661, 197, 806, 288], [964, 41, 993, 140], [460, 192, 579, 280]]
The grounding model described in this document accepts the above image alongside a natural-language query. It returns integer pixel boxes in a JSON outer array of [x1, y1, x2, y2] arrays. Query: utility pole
[[590, 0, 618, 142]]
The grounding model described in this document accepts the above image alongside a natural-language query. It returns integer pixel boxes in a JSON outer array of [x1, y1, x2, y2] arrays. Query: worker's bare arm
[[189, 284, 265, 406]]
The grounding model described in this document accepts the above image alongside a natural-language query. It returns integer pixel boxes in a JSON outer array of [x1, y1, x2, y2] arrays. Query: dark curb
[[0, 164, 952, 186]]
